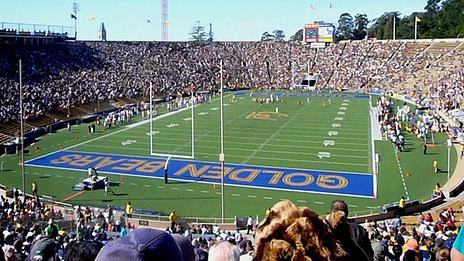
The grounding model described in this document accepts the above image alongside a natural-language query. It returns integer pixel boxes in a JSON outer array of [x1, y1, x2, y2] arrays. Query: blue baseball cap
[[96, 228, 183, 261]]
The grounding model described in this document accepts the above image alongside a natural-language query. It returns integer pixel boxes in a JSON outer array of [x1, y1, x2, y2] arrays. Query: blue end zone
[[26, 150, 375, 198]]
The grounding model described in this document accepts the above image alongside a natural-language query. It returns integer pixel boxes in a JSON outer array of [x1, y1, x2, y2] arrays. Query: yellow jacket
[[399, 198, 406, 208], [126, 204, 133, 214], [169, 212, 177, 222]]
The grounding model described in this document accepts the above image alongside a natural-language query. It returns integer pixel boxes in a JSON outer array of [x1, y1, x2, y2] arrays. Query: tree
[[369, 12, 400, 39], [337, 13, 354, 40], [290, 29, 303, 41], [368, 0, 464, 39], [189, 21, 207, 42], [208, 23, 214, 42], [273, 29, 285, 41], [261, 31, 275, 41], [352, 14, 369, 40]]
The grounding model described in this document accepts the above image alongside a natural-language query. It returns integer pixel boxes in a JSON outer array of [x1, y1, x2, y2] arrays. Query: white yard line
[[242, 104, 312, 164], [104, 137, 369, 153], [78, 144, 369, 166], [80, 144, 368, 158], [169, 111, 250, 155], [25, 105, 193, 163], [394, 149, 410, 200]]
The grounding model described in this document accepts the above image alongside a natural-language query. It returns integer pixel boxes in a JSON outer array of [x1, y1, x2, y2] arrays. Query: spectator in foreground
[[329, 200, 374, 260], [254, 200, 368, 260], [208, 241, 239, 261], [64, 241, 103, 261], [96, 228, 184, 261], [451, 226, 464, 260]]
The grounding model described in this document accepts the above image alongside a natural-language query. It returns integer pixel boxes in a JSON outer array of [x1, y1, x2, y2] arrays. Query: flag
[[415, 16, 421, 22], [71, 14, 77, 19]]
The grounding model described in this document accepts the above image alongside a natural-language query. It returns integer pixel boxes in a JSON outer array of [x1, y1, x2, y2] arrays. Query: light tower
[[161, 0, 168, 41]]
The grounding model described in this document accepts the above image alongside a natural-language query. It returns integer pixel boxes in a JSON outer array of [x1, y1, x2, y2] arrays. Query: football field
[[69, 91, 372, 173], [0, 90, 456, 219]]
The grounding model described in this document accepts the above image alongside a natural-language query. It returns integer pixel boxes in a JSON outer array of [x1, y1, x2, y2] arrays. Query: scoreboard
[[304, 22, 335, 44]]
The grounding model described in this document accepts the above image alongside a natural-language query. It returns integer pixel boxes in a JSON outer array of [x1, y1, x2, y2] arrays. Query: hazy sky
[[0, 0, 427, 41]]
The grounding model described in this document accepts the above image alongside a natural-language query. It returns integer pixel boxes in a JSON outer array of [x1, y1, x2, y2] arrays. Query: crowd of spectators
[[3, 186, 464, 261], [1, 39, 464, 259], [1, 40, 463, 125]]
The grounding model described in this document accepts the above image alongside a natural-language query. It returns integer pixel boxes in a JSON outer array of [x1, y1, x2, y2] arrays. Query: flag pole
[[414, 18, 418, 40], [219, 59, 225, 223], [393, 15, 396, 40]]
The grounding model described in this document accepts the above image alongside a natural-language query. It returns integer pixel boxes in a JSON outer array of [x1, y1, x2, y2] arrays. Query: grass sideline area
[[0, 91, 457, 219]]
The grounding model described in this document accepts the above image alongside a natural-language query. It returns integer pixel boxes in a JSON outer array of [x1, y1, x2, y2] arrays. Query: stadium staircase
[[344, 41, 376, 87], [0, 133, 13, 144], [362, 41, 404, 89], [399, 41, 461, 93], [0, 121, 33, 136], [324, 42, 347, 87]]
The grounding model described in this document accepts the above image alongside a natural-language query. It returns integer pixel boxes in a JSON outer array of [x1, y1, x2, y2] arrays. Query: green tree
[[208, 23, 214, 42], [290, 29, 303, 41], [337, 13, 354, 40], [189, 21, 207, 42], [273, 29, 285, 41], [369, 12, 400, 39], [368, 0, 464, 39], [352, 14, 369, 40], [261, 31, 275, 41]]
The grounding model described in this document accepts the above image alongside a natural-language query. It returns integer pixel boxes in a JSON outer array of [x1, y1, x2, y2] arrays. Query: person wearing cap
[[328, 200, 373, 260], [126, 201, 133, 218], [96, 228, 184, 261], [28, 237, 57, 261]]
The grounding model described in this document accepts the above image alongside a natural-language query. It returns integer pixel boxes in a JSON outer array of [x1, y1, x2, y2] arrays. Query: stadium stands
[[1, 39, 463, 128], [0, 38, 463, 260]]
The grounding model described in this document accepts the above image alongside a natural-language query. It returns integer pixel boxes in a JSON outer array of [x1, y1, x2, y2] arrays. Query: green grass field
[[0, 91, 457, 220]]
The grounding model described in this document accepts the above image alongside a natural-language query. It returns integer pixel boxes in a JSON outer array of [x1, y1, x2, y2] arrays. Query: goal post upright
[[149, 82, 154, 156], [149, 82, 195, 160], [191, 92, 195, 158]]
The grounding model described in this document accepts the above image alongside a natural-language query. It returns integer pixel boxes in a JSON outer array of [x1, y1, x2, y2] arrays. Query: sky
[[0, 0, 427, 41]]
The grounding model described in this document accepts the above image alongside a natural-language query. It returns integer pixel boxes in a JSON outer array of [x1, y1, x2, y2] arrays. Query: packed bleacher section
[[1, 40, 463, 128], [3, 190, 464, 260], [1, 39, 464, 259]]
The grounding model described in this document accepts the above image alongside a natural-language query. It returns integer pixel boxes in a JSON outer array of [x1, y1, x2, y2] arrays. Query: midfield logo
[[246, 111, 288, 121]]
